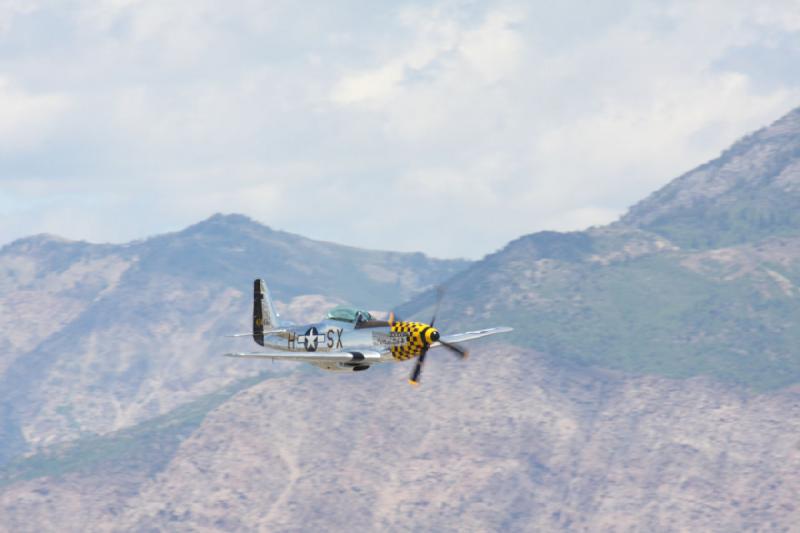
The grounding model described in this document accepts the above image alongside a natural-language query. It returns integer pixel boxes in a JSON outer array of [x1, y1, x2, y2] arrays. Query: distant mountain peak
[[22, 233, 72, 244], [205, 213, 258, 225], [620, 105, 800, 248], [756, 106, 800, 139], [1, 233, 75, 253], [190, 213, 267, 230], [177, 213, 276, 240]]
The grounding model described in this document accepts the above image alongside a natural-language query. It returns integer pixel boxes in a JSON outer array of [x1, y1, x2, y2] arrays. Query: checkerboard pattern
[[389, 321, 427, 361]]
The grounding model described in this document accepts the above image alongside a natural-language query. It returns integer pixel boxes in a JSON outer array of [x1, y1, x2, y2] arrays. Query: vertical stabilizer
[[253, 278, 279, 346]]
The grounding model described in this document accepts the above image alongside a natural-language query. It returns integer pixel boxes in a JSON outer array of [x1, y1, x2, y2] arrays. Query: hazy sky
[[2, 0, 800, 258]]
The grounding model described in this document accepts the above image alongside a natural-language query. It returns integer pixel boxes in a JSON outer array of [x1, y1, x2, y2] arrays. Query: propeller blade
[[429, 286, 445, 327], [439, 339, 468, 359], [408, 349, 428, 386]]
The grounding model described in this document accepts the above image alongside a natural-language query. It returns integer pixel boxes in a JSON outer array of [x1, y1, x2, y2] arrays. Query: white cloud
[[0, 78, 69, 152], [323, 0, 800, 253], [0, 0, 38, 33], [331, 5, 524, 107], [1, 0, 800, 258]]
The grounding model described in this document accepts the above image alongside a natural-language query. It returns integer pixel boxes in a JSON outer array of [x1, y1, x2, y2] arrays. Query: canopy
[[326, 305, 374, 323]]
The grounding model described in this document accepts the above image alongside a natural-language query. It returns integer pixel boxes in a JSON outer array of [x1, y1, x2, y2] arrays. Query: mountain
[[3, 107, 800, 531], [400, 107, 800, 390], [622, 107, 800, 248], [1, 346, 797, 532], [0, 214, 469, 463]]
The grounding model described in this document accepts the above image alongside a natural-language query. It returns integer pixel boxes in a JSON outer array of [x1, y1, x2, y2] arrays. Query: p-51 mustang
[[225, 279, 512, 385]]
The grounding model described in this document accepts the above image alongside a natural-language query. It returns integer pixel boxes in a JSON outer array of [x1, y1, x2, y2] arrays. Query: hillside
[[2, 107, 800, 531], [0, 214, 468, 463], [622, 107, 800, 248], [401, 107, 800, 390], [1, 346, 797, 532]]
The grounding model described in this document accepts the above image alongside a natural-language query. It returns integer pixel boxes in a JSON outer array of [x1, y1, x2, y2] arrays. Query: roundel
[[304, 327, 319, 352]]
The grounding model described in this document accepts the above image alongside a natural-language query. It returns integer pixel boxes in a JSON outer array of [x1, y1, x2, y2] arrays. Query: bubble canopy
[[325, 305, 375, 324]]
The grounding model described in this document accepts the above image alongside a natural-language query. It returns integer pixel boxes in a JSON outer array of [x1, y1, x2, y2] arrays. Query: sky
[[1, 0, 800, 259]]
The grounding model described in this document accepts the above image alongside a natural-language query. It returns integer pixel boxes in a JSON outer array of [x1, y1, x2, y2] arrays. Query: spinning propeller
[[408, 287, 468, 386]]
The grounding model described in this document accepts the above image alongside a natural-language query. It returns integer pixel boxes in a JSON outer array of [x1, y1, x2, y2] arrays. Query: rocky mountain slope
[[1, 345, 797, 532], [0, 215, 468, 462], [622, 107, 800, 248], [401, 107, 800, 390], [3, 107, 800, 531]]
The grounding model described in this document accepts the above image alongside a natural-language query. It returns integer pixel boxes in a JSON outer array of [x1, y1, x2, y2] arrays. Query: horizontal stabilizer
[[225, 329, 291, 339]]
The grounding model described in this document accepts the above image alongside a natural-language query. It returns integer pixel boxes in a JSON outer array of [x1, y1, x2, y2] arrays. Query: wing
[[434, 326, 513, 346], [223, 350, 383, 364]]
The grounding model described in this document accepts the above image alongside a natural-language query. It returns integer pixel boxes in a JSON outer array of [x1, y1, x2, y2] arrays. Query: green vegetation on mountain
[[408, 232, 800, 389], [0, 215, 468, 464], [632, 187, 800, 250], [3, 107, 800, 533], [403, 108, 800, 390], [0, 372, 272, 487], [622, 108, 800, 249]]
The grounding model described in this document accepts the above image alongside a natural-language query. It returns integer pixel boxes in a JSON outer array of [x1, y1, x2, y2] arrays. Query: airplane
[[225, 279, 513, 385]]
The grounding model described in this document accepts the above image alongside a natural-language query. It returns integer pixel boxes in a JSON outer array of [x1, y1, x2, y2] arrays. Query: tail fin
[[253, 278, 279, 346]]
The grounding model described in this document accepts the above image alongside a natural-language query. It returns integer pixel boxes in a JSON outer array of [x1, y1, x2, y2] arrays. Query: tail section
[[253, 278, 279, 346]]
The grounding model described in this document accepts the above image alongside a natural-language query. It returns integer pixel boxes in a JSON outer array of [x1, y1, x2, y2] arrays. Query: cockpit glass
[[326, 305, 374, 323]]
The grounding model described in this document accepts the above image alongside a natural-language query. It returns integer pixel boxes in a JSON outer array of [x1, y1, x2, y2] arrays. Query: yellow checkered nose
[[425, 328, 440, 344]]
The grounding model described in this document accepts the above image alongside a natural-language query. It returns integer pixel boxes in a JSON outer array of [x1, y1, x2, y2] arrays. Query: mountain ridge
[[2, 212, 472, 263], [3, 106, 800, 531], [620, 105, 800, 248], [0, 214, 470, 462], [399, 105, 800, 390]]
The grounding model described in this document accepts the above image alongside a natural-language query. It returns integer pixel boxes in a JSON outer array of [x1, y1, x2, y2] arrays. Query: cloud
[[0, 78, 69, 152], [1, 0, 799, 258], [331, 5, 524, 107], [0, 0, 38, 33]]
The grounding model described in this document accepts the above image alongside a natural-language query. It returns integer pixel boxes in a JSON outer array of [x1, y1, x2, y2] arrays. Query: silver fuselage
[[263, 319, 396, 363]]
